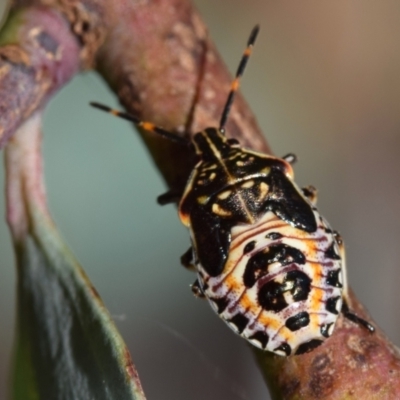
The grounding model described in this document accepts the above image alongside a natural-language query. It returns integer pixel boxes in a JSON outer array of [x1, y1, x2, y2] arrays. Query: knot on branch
[[40, 0, 110, 67]]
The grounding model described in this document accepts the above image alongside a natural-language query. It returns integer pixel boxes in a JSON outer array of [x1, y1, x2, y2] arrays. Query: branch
[[255, 290, 400, 399], [0, 5, 80, 147], [1, 0, 400, 398]]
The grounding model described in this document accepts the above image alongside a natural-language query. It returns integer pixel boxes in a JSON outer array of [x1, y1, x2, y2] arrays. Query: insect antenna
[[219, 25, 260, 133], [90, 102, 189, 145]]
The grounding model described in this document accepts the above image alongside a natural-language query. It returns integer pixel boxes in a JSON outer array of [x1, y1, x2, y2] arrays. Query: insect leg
[[342, 301, 375, 333], [342, 299, 375, 333], [157, 190, 182, 205], [282, 153, 297, 164], [336, 233, 375, 333], [191, 279, 205, 298], [180, 247, 196, 271], [302, 185, 318, 205], [181, 248, 206, 299]]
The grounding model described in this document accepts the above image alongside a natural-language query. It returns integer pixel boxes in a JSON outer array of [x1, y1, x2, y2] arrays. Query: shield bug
[[91, 25, 374, 356]]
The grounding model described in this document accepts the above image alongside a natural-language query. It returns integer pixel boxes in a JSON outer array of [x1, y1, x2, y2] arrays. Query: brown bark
[[255, 291, 400, 399], [0, 5, 80, 147], [1, 0, 399, 398]]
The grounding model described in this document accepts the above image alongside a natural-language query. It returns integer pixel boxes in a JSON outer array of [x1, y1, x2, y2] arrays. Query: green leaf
[[6, 113, 146, 400]]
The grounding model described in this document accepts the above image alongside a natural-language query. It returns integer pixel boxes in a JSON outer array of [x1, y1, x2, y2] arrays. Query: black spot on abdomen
[[326, 296, 341, 315], [258, 270, 312, 312], [249, 331, 269, 349], [243, 240, 256, 254], [258, 280, 288, 312], [326, 269, 342, 288], [210, 297, 229, 314], [325, 242, 341, 260], [285, 311, 310, 331], [286, 270, 312, 302], [275, 343, 292, 356], [229, 313, 249, 333], [320, 323, 334, 338], [265, 232, 282, 240], [243, 244, 306, 288]]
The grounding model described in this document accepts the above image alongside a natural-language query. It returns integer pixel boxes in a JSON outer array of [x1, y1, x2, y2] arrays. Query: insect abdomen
[[198, 209, 343, 356]]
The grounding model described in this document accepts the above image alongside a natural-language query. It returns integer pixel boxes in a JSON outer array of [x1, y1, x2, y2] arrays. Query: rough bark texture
[[0, 5, 80, 147], [255, 291, 400, 399], [1, 0, 400, 398]]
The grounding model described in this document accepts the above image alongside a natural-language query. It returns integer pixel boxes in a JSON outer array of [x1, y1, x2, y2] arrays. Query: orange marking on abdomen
[[258, 313, 281, 332], [239, 294, 259, 314], [309, 313, 322, 331], [279, 329, 294, 343], [309, 287, 325, 316], [225, 275, 242, 294]]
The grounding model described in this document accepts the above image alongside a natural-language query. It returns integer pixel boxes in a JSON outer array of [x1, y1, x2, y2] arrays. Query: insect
[[91, 25, 374, 356]]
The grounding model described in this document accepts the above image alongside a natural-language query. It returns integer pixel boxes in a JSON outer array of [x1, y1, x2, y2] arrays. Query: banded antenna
[[91, 25, 259, 142], [219, 25, 260, 132], [89, 102, 189, 145]]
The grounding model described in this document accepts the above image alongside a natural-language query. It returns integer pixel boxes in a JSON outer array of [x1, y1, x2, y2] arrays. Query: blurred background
[[1, 1, 400, 399]]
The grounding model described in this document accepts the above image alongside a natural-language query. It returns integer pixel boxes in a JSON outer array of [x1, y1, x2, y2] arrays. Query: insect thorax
[[179, 128, 295, 226]]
